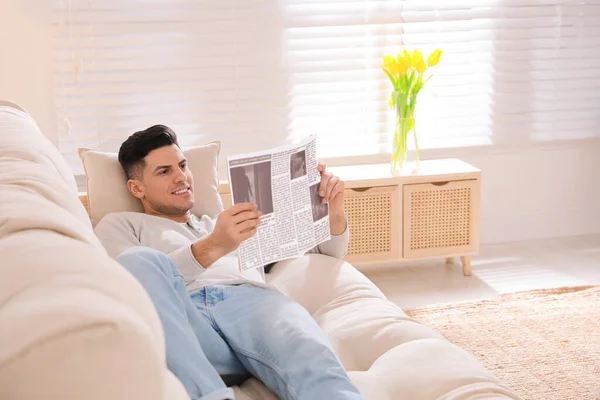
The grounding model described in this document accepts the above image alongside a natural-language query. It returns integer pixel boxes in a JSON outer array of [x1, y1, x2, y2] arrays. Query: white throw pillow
[[79, 142, 223, 226]]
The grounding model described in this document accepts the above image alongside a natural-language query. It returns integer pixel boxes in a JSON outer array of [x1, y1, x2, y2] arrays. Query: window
[[284, 0, 600, 153], [50, 0, 292, 174], [50, 0, 600, 174]]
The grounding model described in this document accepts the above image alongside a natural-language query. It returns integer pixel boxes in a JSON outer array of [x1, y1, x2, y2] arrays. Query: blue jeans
[[117, 247, 362, 400]]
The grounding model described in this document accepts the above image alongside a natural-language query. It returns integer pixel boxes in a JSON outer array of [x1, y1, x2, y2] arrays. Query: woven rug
[[405, 286, 600, 400]]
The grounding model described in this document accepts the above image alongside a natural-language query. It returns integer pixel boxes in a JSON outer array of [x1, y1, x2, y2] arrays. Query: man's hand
[[317, 163, 347, 235], [191, 203, 261, 267], [211, 202, 262, 253]]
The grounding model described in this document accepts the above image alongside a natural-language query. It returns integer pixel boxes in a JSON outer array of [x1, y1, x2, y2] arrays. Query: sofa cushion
[[79, 142, 222, 226]]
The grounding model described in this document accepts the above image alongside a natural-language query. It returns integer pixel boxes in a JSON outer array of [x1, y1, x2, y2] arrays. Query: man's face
[[131, 144, 195, 216]]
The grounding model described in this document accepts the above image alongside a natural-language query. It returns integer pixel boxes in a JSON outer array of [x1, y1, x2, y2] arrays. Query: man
[[94, 125, 361, 400]]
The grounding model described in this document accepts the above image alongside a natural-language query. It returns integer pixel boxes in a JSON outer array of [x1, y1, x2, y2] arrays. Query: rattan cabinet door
[[343, 186, 400, 264], [403, 179, 479, 259]]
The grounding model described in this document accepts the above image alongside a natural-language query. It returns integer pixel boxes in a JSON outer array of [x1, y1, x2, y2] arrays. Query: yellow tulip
[[403, 49, 412, 68], [396, 53, 410, 75], [412, 50, 426, 73], [383, 54, 401, 75], [427, 49, 443, 67]]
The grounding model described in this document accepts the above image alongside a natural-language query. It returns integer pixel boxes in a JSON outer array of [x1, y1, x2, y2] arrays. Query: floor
[[362, 234, 600, 309]]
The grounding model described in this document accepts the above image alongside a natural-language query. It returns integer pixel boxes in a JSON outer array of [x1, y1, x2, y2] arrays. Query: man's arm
[[94, 213, 205, 284], [191, 203, 262, 267], [308, 163, 349, 258], [166, 243, 207, 284], [164, 203, 262, 283], [95, 205, 260, 283], [94, 213, 142, 259], [309, 218, 350, 259]]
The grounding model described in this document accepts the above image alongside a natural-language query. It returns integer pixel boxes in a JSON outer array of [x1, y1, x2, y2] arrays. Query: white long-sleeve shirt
[[94, 212, 349, 293]]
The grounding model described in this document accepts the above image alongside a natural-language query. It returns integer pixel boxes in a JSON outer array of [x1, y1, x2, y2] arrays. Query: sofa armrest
[[0, 233, 189, 400], [0, 306, 185, 400]]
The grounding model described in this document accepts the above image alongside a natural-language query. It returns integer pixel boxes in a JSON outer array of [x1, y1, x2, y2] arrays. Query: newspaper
[[226, 135, 331, 271]]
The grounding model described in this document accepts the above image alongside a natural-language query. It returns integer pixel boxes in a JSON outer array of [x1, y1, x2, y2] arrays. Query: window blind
[[50, 0, 600, 174], [284, 0, 600, 154], [49, 0, 293, 174]]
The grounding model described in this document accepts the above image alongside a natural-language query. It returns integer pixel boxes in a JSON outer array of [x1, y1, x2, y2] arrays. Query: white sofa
[[0, 102, 521, 400]]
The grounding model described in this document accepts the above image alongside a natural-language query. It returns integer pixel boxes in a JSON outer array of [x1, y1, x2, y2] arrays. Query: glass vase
[[390, 92, 419, 174]]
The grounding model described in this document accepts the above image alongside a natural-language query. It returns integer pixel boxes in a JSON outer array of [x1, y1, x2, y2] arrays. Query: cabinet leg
[[445, 257, 454, 264], [461, 256, 472, 276]]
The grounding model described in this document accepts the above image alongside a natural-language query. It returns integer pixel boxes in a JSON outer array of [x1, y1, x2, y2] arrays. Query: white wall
[[0, 0, 56, 143], [466, 141, 600, 244], [2, 0, 599, 246], [454, 140, 600, 243]]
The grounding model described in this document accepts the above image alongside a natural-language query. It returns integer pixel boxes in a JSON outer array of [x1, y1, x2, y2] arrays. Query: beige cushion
[[79, 143, 223, 226]]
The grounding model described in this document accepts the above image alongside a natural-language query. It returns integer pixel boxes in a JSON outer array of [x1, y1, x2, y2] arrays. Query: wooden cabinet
[[330, 159, 481, 276]]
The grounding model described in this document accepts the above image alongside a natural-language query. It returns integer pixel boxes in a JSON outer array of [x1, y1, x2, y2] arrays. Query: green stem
[[413, 126, 419, 165], [390, 90, 419, 171]]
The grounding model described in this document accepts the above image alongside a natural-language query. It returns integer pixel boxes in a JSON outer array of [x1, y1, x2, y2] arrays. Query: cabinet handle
[[431, 181, 450, 186], [349, 187, 371, 193]]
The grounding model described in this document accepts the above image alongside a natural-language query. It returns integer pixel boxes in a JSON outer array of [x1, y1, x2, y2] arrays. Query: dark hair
[[118, 124, 179, 179]]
